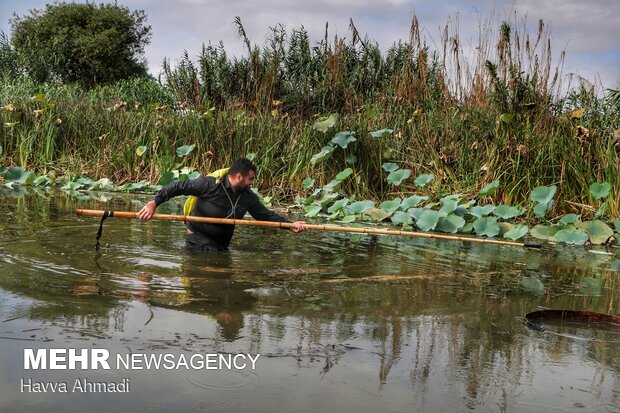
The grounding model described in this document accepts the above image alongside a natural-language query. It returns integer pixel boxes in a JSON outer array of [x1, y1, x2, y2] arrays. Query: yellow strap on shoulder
[[183, 167, 230, 216]]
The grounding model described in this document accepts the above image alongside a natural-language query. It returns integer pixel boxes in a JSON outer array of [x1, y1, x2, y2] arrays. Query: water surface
[[0, 187, 619, 412]]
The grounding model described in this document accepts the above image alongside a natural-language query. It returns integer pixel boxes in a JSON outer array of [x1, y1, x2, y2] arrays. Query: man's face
[[231, 170, 255, 192]]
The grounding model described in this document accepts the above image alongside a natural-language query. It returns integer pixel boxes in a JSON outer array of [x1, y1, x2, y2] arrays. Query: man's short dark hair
[[229, 158, 257, 176]]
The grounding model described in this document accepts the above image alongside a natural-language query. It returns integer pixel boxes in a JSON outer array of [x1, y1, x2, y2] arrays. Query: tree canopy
[[10, 1, 152, 86]]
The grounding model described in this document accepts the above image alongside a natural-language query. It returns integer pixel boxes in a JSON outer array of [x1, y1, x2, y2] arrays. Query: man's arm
[[138, 177, 211, 220], [246, 195, 306, 233]]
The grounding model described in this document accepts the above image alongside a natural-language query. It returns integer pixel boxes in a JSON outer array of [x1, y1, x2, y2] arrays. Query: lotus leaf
[[176, 144, 195, 157], [576, 220, 614, 244], [469, 205, 495, 218], [559, 214, 581, 225], [504, 225, 529, 241], [589, 182, 611, 200], [401, 195, 427, 209], [530, 185, 556, 206], [366, 208, 392, 221], [415, 210, 440, 232], [493, 205, 524, 219], [347, 200, 375, 215], [479, 180, 499, 196], [369, 128, 394, 138], [327, 198, 350, 213], [473, 217, 500, 238], [436, 214, 466, 233], [391, 211, 413, 226], [310, 145, 335, 165], [335, 168, 353, 181], [387, 169, 411, 186], [550, 229, 589, 245], [331, 131, 356, 149], [414, 173, 434, 188], [380, 198, 402, 213], [313, 113, 338, 132], [382, 162, 399, 173]]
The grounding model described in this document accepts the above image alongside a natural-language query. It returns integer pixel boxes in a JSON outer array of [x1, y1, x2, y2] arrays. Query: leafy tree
[[10, 1, 151, 87]]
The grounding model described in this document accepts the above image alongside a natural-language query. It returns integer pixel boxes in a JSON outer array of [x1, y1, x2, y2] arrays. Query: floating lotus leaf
[[479, 180, 500, 196], [493, 205, 524, 219], [504, 225, 529, 241], [439, 199, 458, 216], [473, 217, 500, 238], [408, 207, 426, 221], [136, 146, 147, 157], [530, 224, 562, 240], [304, 204, 322, 218], [436, 214, 466, 233], [391, 211, 413, 226], [369, 128, 394, 138], [380, 198, 402, 213], [469, 204, 496, 218], [414, 173, 434, 187], [345, 154, 358, 165], [366, 208, 392, 221], [313, 113, 338, 132], [522, 275, 545, 295], [550, 229, 589, 245], [589, 182, 611, 200], [340, 215, 356, 223], [176, 144, 195, 157], [302, 178, 315, 189], [347, 200, 375, 215], [576, 220, 614, 244], [459, 223, 474, 233], [415, 210, 440, 232], [5, 166, 35, 184], [559, 214, 581, 225], [310, 145, 335, 165], [327, 198, 350, 213], [387, 169, 410, 186], [614, 219, 620, 233], [331, 131, 356, 149], [440, 194, 462, 202], [401, 195, 427, 209], [382, 162, 399, 173], [530, 185, 556, 206]]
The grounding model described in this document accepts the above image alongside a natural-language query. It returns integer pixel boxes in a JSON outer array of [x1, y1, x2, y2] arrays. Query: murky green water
[[1, 187, 619, 412]]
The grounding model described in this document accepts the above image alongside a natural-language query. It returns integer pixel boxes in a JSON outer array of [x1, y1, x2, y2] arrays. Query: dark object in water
[[524, 309, 620, 332]]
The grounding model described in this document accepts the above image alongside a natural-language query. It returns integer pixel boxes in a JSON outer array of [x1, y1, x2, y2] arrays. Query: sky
[[1, 0, 619, 91]]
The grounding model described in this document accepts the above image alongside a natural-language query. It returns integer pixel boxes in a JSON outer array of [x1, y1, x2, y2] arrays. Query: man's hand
[[138, 200, 157, 220], [290, 221, 306, 233]]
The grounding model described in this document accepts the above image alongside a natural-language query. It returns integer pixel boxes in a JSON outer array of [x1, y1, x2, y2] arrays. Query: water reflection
[[0, 187, 619, 412]]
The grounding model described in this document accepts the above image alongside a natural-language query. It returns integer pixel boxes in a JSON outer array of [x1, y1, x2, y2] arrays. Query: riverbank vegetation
[[1, 12, 619, 244]]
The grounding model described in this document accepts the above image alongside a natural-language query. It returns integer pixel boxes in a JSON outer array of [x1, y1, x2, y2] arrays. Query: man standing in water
[[138, 158, 305, 251]]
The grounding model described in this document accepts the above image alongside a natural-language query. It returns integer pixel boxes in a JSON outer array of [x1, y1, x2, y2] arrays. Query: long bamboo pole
[[76, 208, 539, 248]]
